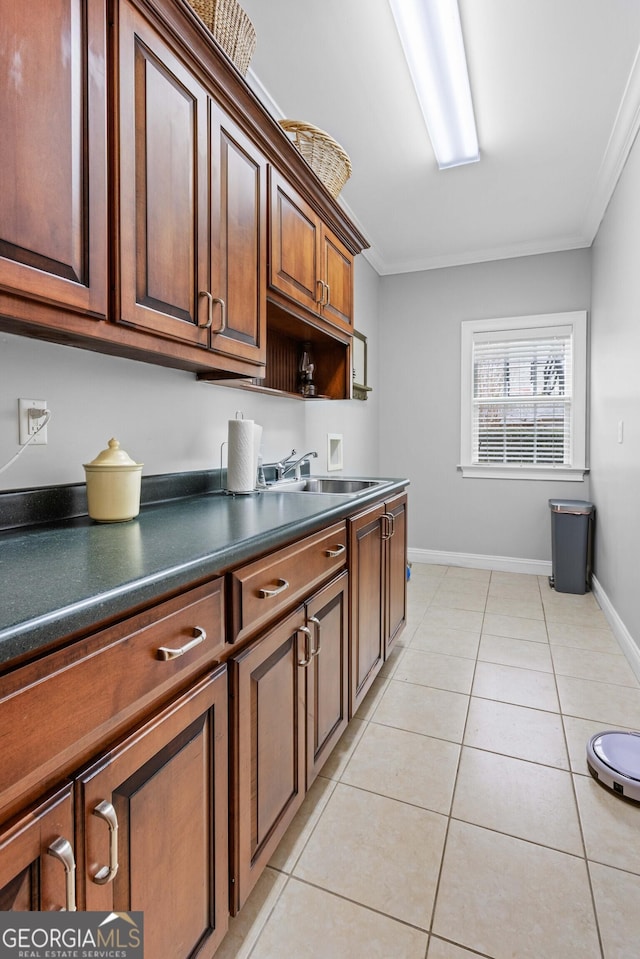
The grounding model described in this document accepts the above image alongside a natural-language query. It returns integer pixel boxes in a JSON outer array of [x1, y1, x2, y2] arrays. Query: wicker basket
[[188, 0, 256, 76], [279, 120, 352, 198]]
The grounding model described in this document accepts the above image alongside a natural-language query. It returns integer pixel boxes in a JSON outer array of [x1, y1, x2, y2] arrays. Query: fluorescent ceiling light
[[388, 0, 479, 169]]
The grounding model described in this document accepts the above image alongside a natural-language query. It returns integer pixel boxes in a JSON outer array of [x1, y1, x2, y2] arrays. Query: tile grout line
[[422, 567, 488, 949], [541, 575, 607, 959]]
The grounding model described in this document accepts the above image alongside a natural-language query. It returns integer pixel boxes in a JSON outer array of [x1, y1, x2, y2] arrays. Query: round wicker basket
[[279, 120, 352, 198], [188, 0, 256, 76]]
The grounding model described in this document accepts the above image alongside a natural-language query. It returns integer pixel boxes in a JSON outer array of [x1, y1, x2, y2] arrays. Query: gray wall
[[377, 249, 592, 562], [0, 257, 380, 490], [590, 130, 640, 646]]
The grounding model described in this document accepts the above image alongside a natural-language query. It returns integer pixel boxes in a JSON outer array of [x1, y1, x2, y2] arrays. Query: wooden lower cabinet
[[229, 605, 307, 913], [349, 494, 408, 715], [77, 667, 228, 959], [349, 502, 386, 714], [0, 783, 76, 912], [305, 571, 349, 787], [385, 493, 409, 656], [229, 572, 349, 913]]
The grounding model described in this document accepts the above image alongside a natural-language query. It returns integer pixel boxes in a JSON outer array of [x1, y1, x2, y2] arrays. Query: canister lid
[[84, 438, 142, 469]]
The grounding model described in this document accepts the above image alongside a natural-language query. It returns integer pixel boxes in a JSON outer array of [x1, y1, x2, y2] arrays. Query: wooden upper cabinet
[[117, 0, 266, 367], [209, 103, 267, 366], [321, 229, 353, 329], [269, 171, 320, 315], [0, 0, 107, 318], [269, 169, 354, 332], [117, 0, 210, 348]]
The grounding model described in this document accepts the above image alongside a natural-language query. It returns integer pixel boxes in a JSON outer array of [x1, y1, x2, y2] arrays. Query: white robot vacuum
[[587, 731, 640, 802]]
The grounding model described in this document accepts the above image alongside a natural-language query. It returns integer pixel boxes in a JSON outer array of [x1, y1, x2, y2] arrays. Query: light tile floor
[[216, 564, 640, 959]]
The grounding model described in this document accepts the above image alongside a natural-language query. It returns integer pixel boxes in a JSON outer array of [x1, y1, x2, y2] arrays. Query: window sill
[[458, 465, 589, 481]]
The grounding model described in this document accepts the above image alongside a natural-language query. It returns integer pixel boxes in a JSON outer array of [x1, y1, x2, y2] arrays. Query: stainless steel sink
[[266, 477, 385, 494]]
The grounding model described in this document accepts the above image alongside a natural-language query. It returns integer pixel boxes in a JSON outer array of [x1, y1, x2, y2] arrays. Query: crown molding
[[581, 43, 640, 242], [373, 234, 591, 276]]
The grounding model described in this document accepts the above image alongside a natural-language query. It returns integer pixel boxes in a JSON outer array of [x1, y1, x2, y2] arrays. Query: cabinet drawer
[[0, 579, 225, 821], [229, 522, 347, 644]]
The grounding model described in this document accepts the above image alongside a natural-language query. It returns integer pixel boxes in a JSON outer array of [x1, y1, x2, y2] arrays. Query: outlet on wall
[[18, 398, 48, 445]]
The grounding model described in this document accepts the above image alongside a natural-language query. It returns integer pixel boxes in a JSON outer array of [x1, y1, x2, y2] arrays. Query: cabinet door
[[269, 170, 322, 315], [210, 103, 267, 367], [0, 784, 75, 913], [0, 0, 107, 319], [305, 572, 349, 787], [385, 494, 408, 655], [118, 0, 210, 347], [78, 668, 228, 959], [320, 227, 354, 330], [229, 606, 307, 913], [349, 504, 386, 716]]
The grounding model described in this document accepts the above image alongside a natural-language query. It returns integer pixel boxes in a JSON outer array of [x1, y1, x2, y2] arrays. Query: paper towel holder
[[221, 412, 263, 495]]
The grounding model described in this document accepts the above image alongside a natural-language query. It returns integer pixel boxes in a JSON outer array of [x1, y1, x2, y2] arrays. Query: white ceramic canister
[[84, 438, 143, 522]]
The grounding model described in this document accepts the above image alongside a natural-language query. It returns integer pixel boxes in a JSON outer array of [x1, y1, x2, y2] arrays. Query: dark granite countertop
[[0, 477, 407, 670]]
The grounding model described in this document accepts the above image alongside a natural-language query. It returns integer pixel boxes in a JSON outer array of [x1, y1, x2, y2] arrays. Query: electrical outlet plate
[[19, 398, 48, 445]]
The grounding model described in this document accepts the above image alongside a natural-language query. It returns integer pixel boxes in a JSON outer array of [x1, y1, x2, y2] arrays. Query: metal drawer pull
[[92, 801, 119, 885], [308, 615, 321, 657], [258, 578, 289, 599], [325, 544, 346, 558], [298, 626, 312, 667], [157, 626, 206, 661], [47, 837, 77, 912], [381, 514, 392, 541], [198, 291, 226, 332]]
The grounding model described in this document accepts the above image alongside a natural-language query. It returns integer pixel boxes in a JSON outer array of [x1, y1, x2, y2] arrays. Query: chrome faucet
[[275, 449, 318, 481]]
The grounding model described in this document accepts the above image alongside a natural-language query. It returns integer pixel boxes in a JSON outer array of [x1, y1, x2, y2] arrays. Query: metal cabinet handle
[[386, 512, 396, 537], [47, 837, 77, 912], [258, 578, 289, 599], [298, 625, 312, 666], [198, 291, 226, 332], [308, 615, 321, 657], [157, 626, 206, 661], [325, 543, 346, 558], [316, 280, 330, 307], [92, 801, 119, 885], [381, 514, 392, 541]]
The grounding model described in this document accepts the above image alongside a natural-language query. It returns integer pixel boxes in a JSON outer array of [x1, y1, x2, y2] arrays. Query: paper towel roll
[[227, 417, 256, 492]]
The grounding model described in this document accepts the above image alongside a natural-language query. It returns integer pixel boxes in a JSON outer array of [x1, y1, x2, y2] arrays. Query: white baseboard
[[592, 576, 640, 682], [408, 548, 552, 577], [406, 551, 640, 680]]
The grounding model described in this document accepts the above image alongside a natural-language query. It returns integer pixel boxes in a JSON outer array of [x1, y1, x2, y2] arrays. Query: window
[[460, 311, 588, 480]]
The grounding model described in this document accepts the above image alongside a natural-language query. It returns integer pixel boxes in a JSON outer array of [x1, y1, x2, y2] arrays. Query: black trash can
[[548, 499, 595, 594]]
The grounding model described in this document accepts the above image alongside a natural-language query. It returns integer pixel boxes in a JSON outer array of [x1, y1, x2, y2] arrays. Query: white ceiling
[[240, 0, 640, 275]]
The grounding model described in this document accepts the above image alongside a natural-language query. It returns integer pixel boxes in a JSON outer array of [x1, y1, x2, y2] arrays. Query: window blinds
[[472, 327, 573, 465]]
